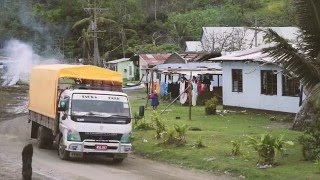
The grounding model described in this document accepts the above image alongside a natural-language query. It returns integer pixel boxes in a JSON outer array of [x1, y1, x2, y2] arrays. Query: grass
[[126, 89, 320, 180]]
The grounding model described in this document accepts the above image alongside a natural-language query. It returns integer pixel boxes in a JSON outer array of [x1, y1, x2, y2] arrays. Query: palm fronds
[[295, 0, 320, 60], [263, 29, 320, 89]]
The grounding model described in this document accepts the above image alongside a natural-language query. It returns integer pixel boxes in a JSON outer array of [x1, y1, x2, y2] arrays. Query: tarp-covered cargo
[[28, 64, 123, 119]]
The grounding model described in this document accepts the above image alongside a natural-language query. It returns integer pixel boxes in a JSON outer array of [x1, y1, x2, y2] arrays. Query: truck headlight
[[120, 134, 131, 143], [67, 129, 81, 142]]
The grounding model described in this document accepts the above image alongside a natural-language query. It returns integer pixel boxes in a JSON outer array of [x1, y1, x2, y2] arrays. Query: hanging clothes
[[160, 82, 168, 96], [152, 82, 160, 94], [179, 80, 187, 104], [192, 82, 198, 106], [197, 82, 203, 95]]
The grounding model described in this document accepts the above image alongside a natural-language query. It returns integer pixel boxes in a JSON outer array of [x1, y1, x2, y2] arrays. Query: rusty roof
[[139, 54, 171, 66]]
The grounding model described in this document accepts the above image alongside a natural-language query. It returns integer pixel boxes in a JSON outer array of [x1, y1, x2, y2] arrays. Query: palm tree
[[72, 13, 116, 66], [77, 28, 92, 64], [263, 0, 320, 130]]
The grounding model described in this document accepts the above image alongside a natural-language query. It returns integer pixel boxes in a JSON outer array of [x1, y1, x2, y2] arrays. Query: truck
[[28, 64, 142, 163]]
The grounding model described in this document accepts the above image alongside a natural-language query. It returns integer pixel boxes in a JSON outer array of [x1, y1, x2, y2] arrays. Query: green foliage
[[315, 156, 320, 172], [194, 136, 206, 148], [205, 97, 219, 115], [231, 139, 241, 156], [247, 133, 294, 165], [133, 112, 143, 125], [151, 111, 166, 139], [134, 119, 154, 130], [174, 124, 189, 145], [298, 121, 320, 161]]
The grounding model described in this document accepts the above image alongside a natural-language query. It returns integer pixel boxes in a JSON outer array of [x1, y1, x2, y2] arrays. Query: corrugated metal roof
[[210, 44, 273, 62], [201, 27, 300, 53], [185, 41, 204, 52], [107, 58, 130, 64], [140, 54, 171, 66]]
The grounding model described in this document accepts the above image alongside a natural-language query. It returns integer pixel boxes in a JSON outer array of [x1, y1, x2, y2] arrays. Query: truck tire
[[37, 126, 54, 149], [37, 126, 47, 149], [58, 136, 69, 160]]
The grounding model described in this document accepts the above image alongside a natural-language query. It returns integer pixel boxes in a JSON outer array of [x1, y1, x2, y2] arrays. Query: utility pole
[[154, 0, 157, 23], [84, 0, 107, 67]]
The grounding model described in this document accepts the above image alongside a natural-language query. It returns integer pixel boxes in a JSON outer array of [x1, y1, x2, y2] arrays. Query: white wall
[[222, 61, 302, 113]]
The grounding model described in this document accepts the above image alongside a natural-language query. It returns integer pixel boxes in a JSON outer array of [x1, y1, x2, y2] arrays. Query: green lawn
[[126, 89, 320, 180]]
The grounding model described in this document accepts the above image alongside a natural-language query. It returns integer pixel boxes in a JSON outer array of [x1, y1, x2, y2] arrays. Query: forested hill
[[0, 0, 296, 61]]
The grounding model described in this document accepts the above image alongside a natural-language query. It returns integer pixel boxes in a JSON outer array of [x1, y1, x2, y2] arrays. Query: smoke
[[1, 40, 60, 86]]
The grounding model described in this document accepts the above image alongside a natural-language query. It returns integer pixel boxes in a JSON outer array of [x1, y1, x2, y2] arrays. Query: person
[[149, 91, 159, 110]]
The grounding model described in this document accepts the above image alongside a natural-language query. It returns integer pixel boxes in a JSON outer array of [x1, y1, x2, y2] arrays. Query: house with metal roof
[[106, 58, 138, 80], [210, 45, 303, 113]]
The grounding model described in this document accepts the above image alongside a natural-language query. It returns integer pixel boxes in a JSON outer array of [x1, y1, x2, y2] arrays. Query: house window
[[282, 75, 300, 97], [129, 66, 132, 76], [261, 70, 277, 95], [232, 69, 243, 92]]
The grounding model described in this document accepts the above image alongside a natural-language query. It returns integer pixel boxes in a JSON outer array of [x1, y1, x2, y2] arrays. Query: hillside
[[0, 0, 296, 61]]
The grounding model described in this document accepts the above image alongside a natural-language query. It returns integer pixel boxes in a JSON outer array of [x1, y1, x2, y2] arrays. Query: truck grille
[[79, 132, 122, 142]]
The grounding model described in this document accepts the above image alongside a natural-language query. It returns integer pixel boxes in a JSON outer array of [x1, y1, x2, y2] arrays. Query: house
[[106, 58, 138, 81], [210, 45, 302, 113], [129, 54, 171, 82], [185, 27, 300, 54]]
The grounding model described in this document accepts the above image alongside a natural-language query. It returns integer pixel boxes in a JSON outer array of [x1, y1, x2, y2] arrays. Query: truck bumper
[[65, 141, 132, 157]]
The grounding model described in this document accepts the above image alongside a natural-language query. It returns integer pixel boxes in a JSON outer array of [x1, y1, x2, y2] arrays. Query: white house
[[210, 45, 303, 113]]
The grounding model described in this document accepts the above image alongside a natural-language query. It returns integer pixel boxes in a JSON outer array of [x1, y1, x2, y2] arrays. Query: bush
[[248, 133, 294, 166], [194, 136, 205, 148], [133, 112, 143, 125], [298, 121, 320, 161], [231, 139, 241, 156], [163, 124, 189, 146], [134, 119, 154, 130], [151, 111, 166, 139], [205, 97, 219, 115]]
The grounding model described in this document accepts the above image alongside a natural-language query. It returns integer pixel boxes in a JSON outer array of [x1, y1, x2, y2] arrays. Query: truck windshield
[[71, 100, 130, 117]]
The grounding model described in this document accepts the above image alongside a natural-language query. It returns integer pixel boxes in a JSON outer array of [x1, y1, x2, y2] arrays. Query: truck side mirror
[[139, 106, 145, 117], [58, 100, 68, 112]]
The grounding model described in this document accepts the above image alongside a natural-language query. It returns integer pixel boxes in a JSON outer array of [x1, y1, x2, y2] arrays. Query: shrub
[[231, 139, 241, 156], [205, 96, 219, 115], [194, 136, 205, 148], [174, 124, 189, 146], [298, 121, 320, 160], [164, 128, 177, 145], [151, 111, 166, 139], [133, 112, 143, 125], [134, 119, 154, 130], [247, 133, 294, 166]]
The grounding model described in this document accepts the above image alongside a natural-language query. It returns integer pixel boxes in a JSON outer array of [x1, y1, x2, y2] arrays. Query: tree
[[77, 28, 92, 64], [263, 0, 320, 130]]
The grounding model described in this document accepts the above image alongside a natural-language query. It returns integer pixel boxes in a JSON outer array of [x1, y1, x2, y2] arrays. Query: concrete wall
[[222, 61, 302, 113]]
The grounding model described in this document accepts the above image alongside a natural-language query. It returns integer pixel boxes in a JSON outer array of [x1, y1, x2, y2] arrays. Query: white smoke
[[1, 40, 60, 86]]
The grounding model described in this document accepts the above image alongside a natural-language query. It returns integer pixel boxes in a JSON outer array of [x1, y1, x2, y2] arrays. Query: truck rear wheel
[[58, 136, 69, 160], [37, 126, 53, 149]]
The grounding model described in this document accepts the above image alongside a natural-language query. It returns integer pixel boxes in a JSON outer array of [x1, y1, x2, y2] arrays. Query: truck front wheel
[[58, 136, 69, 160]]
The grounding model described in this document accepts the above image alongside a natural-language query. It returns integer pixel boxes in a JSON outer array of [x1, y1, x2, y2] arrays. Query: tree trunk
[[292, 83, 320, 131]]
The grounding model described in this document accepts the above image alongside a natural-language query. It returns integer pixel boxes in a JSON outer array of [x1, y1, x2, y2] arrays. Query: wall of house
[[118, 61, 135, 80], [139, 59, 148, 82], [222, 61, 302, 113]]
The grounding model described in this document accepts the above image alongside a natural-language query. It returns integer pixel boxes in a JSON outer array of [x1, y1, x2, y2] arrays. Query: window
[[129, 66, 132, 76], [232, 69, 243, 92], [282, 75, 300, 97], [261, 70, 277, 95]]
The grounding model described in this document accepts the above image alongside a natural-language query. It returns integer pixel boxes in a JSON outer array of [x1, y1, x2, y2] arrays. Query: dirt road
[[0, 116, 232, 180]]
